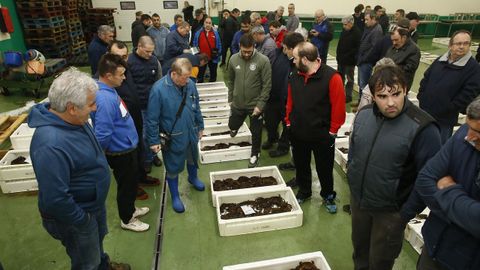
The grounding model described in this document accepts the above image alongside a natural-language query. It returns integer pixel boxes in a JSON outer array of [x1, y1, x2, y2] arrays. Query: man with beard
[[227, 34, 271, 168], [285, 41, 345, 213]]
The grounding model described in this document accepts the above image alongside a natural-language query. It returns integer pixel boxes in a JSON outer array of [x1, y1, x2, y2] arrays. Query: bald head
[[138, 35, 154, 47], [315, 9, 326, 23]]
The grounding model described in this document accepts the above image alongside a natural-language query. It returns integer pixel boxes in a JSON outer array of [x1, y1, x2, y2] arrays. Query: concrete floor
[[0, 38, 456, 269]]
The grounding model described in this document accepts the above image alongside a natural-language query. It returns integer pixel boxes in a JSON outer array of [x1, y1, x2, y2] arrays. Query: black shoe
[[230, 129, 238, 137], [269, 148, 288, 157], [144, 163, 152, 174], [261, 141, 275, 150], [279, 162, 296, 171], [136, 187, 148, 200], [153, 156, 163, 167], [296, 192, 311, 204], [343, 204, 351, 215], [286, 177, 298, 188], [139, 176, 160, 186]]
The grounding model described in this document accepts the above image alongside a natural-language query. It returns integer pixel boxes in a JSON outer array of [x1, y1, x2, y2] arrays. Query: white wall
[[92, 0, 205, 40], [223, 0, 479, 16]]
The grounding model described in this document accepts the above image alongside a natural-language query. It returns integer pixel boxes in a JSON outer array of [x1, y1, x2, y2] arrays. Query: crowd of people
[[27, 2, 480, 269]]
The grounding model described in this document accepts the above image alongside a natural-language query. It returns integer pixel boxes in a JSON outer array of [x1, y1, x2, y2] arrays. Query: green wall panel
[[0, 0, 26, 53]]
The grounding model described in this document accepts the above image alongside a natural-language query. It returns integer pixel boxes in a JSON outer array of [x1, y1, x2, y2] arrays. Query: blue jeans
[[41, 208, 109, 270], [357, 63, 373, 98], [141, 109, 155, 164]]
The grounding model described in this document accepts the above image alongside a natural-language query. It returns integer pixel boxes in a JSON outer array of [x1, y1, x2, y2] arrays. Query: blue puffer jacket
[[414, 125, 480, 270], [28, 103, 110, 226], [145, 73, 204, 173], [127, 51, 161, 109]]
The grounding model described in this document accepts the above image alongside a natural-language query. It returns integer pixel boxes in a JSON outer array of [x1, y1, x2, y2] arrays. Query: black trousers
[[350, 196, 406, 270], [106, 148, 139, 224], [290, 135, 335, 198], [417, 248, 447, 270], [198, 61, 218, 83], [228, 106, 263, 156], [264, 100, 289, 151], [221, 38, 232, 64]]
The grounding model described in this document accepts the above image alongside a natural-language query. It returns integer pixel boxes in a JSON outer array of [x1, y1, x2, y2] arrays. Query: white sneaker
[[248, 155, 259, 168], [132, 206, 149, 218], [121, 218, 149, 232]]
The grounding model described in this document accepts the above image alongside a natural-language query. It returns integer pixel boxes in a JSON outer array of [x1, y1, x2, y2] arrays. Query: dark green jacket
[[226, 50, 272, 110]]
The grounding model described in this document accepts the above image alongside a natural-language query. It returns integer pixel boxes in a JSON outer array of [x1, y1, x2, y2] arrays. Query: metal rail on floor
[[152, 171, 168, 270]]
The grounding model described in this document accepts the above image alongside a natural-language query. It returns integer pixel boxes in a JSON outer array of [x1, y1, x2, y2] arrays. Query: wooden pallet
[[23, 26, 67, 36], [18, 9, 63, 19], [26, 35, 69, 46], [0, 114, 28, 146], [17, 1, 62, 8]]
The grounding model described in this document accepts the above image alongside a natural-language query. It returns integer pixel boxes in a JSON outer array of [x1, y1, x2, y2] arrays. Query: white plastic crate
[[334, 138, 349, 173], [345, 112, 355, 125], [199, 99, 229, 110], [203, 122, 250, 139], [198, 86, 228, 96], [9, 123, 35, 150], [199, 92, 228, 102], [405, 208, 430, 254], [204, 117, 230, 127], [458, 113, 466, 125], [199, 134, 252, 164], [202, 106, 231, 119], [337, 124, 352, 138], [196, 81, 226, 89], [0, 177, 38, 194], [216, 186, 303, 236], [0, 150, 35, 181], [210, 166, 286, 207], [223, 251, 331, 270]]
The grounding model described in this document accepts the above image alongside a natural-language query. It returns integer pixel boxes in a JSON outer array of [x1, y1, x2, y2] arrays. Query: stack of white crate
[[223, 251, 331, 270], [334, 113, 355, 173], [0, 123, 38, 193], [405, 208, 430, 254], [197, 82, 253, 164], [210, 166, 303, 237]]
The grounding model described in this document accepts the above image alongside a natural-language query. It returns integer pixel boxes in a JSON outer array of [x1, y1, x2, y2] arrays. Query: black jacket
[[269, 48, 293, 102], [127, 52, 161, 109], [336, 27, 361, 66], [131, 23, 147, 48]]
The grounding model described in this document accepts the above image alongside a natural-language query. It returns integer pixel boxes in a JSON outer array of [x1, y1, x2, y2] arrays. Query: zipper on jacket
[[358, 117, 384, 204]]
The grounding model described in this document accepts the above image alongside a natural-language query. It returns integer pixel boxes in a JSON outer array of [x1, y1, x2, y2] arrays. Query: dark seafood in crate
[[220, 195, 293, 219], [213, 175, 277, 191], [201, 142, 251, 151]]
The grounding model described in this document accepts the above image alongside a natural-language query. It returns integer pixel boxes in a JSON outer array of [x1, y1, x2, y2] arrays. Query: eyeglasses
[[452, 41, 471, 46]]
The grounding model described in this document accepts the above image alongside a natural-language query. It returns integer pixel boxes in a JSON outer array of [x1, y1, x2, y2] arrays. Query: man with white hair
[[252, 25, 277, 64], [266, 6, 286, 26], [146, 58, 205, 213], [28, 68, 131, 269], [88, 25, 114, 74], [309, 9, 333, 64]]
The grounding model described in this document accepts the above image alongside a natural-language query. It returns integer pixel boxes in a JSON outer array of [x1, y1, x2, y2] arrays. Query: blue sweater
[[87, 36, 108, 75], [28, 103, 110, 226], [91, 81, 139, 152], [230, 30, 245, 55], [413, 125, 480, 269]]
